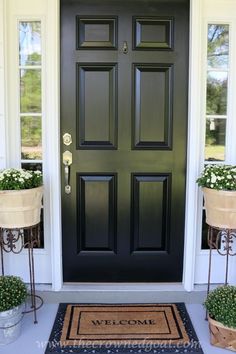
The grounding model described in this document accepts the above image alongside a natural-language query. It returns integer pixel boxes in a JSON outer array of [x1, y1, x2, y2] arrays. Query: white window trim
[[3, 3, 52, 282], [15, 17, 49, 258], [194, 6, 236, 285]]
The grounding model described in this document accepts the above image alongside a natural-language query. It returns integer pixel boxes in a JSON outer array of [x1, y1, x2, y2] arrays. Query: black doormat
[[45, 303, 204, 354]]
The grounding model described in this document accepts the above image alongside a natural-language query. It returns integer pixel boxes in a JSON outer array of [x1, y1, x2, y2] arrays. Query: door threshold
[[34, 283, 208, 304], [62, 282, 185, 292]]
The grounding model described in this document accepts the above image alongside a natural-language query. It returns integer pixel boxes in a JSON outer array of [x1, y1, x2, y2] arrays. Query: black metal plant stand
[[0, 223, 43, 323], [207, 225, 236, 296]]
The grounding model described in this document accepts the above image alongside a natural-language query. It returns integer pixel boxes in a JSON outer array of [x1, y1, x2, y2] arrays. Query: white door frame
[[48, 0, 203, 291], [182, 0, 203, 291]]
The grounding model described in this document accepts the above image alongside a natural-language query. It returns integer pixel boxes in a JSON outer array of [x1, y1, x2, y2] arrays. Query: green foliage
[[0, 168, 43, 190], [21, 151, 42, 160], [20, 68, 41, 113], [207, 76, 227, 115], [21, 116, 41, 147], [0, 276, 27, 312], [207, 25, 229, 68], [205, 119, 225, 147], [205, 25, 228, 159], [205, 286, 236, 329], [196, 164, 236, 190]]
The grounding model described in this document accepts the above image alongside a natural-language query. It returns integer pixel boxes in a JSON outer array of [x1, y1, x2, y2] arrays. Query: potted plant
[[196, 164, 236, 229], [0, 168, 43, 228], [0, 275, 27, 345], [205, 285, 236, 351]]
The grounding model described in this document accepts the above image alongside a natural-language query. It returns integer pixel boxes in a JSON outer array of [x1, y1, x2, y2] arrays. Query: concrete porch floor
[[1, 295, 228, 354]]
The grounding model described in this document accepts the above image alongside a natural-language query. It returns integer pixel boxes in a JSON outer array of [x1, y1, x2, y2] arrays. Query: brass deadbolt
[[63, 133, 72, 146]]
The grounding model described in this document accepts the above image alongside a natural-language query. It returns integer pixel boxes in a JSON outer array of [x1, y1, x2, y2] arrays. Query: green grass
[[205, 145, 225, 161]]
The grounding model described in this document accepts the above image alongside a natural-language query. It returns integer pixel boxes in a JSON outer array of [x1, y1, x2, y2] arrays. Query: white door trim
[[183, 0, 203, 291], [49, 0, 203, 291], [46, 0, 62, 291]]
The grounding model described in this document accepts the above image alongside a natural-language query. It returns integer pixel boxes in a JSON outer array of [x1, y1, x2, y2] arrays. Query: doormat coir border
[[45, 303, 204, 354]]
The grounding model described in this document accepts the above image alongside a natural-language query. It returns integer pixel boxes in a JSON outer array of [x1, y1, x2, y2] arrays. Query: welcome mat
[[45, 303, 204, 354]]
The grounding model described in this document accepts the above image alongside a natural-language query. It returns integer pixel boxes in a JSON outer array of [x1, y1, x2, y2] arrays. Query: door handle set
[[63, 142, 72, 194], [63, 133, 73, 194]]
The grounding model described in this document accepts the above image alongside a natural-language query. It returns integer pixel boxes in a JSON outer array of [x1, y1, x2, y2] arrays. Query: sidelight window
[[19, 21, 44, 247], [202, 24, 229, 249], [205, 24, 229, 162]]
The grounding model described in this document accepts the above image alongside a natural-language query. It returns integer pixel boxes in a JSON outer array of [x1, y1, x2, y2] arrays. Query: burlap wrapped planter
[[208, 316, 236, 351], [202, 187, 236, 229], [0, 186, 43, 228]]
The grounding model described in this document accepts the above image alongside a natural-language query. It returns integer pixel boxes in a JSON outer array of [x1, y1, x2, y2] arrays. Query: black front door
[[61, 0, 189, 282]]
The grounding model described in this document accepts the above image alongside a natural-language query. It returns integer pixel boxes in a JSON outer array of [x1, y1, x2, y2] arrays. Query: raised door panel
[[133, 17, 174, 50], [131, 174, 171, 253], [77, 64, 118, 149], [133, 64, 173, 149], [76, 16, 118, 49], [77, 174, 117, 254]]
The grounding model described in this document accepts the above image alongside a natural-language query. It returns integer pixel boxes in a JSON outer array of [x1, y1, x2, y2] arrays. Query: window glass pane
[[20, 69, 41, 113], [208, 24, 229, 69], [21, 162, 42, 171], [205, 118, 226, 161], [19, 22, 41, 66], [21, 116, 42, 160], [207, 71, 228, 115], [19, 21, 43, 249]]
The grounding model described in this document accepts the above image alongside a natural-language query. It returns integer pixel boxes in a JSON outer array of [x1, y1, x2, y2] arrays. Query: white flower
[[211, 174, 217, 183], [227, 175, 232, 179]]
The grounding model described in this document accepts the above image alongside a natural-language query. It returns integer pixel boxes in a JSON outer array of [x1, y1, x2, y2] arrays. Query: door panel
[[131, 174, 171, 253], [77, 174, 117, 253], [61, 0, 189, 282], [133, 64, 173, 149], [77, 16, 118, 50], [133, 17, 174, 50], [77, 64, 118, 148]]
